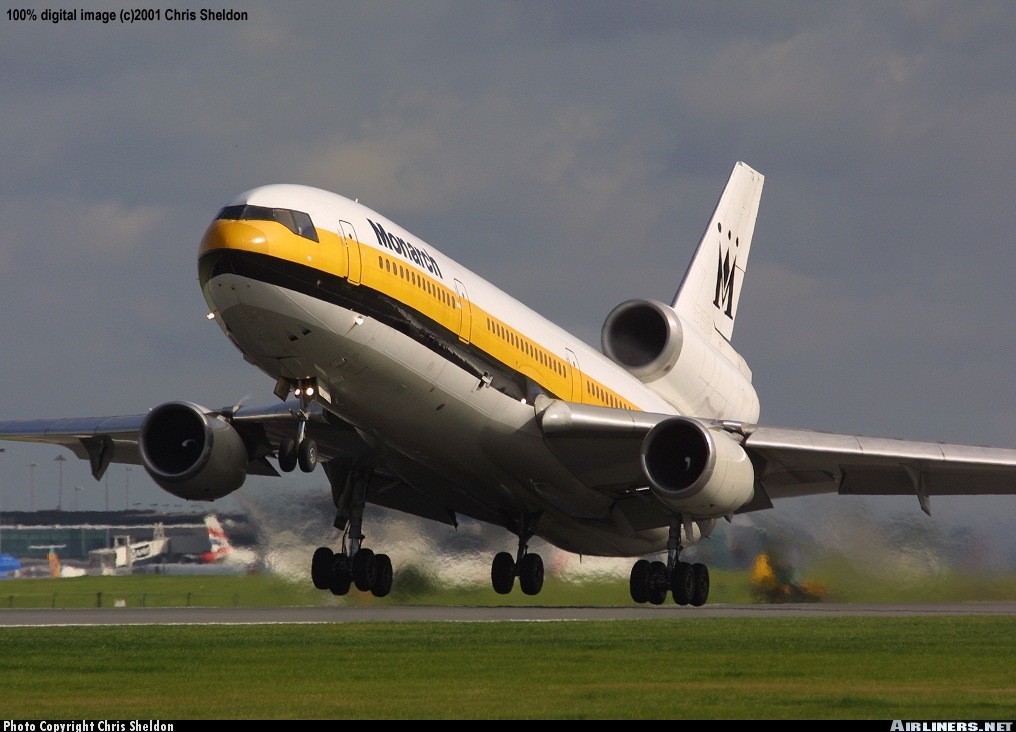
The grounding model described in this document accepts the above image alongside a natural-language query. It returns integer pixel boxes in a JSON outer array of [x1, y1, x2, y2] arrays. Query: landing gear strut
[[490, 516, 544, 596], [309, 461, 393, 598], [629, 519, 710, 607]]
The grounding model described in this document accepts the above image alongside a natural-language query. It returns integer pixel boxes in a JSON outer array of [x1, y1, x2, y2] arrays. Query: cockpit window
[[215, 204, 319, 242]]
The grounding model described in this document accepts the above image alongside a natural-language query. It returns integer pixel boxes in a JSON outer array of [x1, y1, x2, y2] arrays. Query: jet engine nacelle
[[139, 401, 249, 501], [601, 298, 760, 421], [640, 416, 755, 516], [601, 298, 684, 384]]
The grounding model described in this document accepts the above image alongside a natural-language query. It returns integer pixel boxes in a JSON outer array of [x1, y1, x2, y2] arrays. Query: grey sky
[[1, 2, 1014, 547]]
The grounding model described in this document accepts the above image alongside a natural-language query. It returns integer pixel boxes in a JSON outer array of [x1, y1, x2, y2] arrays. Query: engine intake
[[640, 417, 754, 516], [139, 401, 248, 501], [601, 299, 683, 382]]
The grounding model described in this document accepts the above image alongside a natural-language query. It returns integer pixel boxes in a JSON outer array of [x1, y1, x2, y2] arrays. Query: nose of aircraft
[[199, 220, 267, 255]]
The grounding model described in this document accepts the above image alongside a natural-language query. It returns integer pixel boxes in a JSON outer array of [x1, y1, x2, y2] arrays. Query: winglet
[[672, 162, 764, 342]]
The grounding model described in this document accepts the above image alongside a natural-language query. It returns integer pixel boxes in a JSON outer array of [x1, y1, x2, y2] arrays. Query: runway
[[3, 602, 1016, 626]]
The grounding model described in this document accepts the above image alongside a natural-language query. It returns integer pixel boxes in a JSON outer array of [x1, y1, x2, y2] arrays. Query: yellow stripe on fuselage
[[200, 220, 638, 410]]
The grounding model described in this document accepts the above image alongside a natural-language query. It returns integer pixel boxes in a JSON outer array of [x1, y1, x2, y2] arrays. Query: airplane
[[2, 161, 1015, 606]]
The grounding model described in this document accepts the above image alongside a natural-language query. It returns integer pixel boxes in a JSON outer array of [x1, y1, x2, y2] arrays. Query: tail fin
[[672, 162, 764, 342], [204, 514, 233, 560]]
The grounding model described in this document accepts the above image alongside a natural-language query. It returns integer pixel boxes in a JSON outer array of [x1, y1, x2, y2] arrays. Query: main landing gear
[[311, 545, 393, 598], [309, 461, 393, 598], [629, 520, 710, 607], [490, 520, 545, 596]]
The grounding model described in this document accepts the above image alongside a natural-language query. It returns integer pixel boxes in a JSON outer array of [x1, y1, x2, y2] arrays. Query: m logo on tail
[[713, 246, 736, 319]]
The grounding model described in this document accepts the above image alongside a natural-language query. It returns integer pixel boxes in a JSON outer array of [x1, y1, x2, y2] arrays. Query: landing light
[[294, 388, 303, 397], [305, 386, 315, 396], [354, 315, 365, 325], [206, 312, 216, 320]]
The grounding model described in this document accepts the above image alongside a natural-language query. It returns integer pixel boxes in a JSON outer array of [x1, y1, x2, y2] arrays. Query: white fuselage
[[199, 185, 759, 555]]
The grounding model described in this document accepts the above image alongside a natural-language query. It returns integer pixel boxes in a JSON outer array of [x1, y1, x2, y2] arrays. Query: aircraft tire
[[671, 562, 693, 606], [629, 559, 651, 603], [278, 439, 298, 473], [519, 553, 544, 596], [351, 548, 376, 591], [371, 554, 393, 598], [329, 553, 352, 596], [648, 561, 669, 605], [298, 438, 318, 473], [690, 563, 710, 607], [311, 546, 334, 590], [491, 552, 515, 594]]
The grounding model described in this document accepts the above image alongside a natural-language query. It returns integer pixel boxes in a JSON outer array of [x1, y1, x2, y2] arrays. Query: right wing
[[743, 425, 1016, 512], [535, 397, 1016, 522]]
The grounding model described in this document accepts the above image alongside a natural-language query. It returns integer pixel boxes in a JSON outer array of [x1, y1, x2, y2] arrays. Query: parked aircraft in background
[[2, 163, 1014, 605], [0, 553, 21, 578], [191, 514, 258, 567]]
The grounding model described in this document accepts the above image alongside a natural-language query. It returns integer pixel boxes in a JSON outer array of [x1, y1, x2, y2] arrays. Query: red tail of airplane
[[199, 514, 233, 563]]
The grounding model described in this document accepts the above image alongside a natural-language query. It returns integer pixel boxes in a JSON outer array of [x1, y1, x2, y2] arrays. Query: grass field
[[3, 563, 1016, 608], [2, 618, 1015, 718]]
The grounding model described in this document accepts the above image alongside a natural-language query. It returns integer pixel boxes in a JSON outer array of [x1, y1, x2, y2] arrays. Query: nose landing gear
[[277, 378, 319, 474]]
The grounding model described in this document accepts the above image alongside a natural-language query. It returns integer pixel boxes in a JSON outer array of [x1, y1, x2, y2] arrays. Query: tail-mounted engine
[[601, 298, 684, 384], [601, 298, 759, 421], [139, 401, 249, 501], [640, 416, 755, 516]]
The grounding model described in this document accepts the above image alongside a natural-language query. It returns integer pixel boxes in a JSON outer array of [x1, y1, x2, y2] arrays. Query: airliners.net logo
[[891, 723, 1013, 731]]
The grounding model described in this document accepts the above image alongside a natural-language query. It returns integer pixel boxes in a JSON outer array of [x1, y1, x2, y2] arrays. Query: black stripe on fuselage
[[199, 249, 556, 402]]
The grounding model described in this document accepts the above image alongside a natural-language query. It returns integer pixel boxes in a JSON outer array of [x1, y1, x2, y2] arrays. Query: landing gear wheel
[[671, 562, 693, 606], [329, 553, 352, 596], [278, 439, 297, 473], [518, 553, 544, 596], [351, 548, 377, 592], [648, 561, 669, 605], [298, 438, 318, 473], [491, 552, 516, 595], [629, 559, 651, 604], [371, 554, 393, 598], [311, 546, 334, 590], [690, 563, 710, 607]]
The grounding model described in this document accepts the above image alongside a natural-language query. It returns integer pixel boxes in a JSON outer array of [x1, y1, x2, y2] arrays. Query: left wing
[[0, 400, 462, 527], [535, 397, 1016, 521], [0, 401, 359, 480]]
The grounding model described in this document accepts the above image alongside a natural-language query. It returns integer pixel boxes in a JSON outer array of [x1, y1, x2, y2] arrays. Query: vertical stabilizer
[[672, 162, 764, 342], [204, 514, 232, 560]]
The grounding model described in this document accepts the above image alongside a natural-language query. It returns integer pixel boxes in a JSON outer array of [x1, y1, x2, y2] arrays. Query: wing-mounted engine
[[640, 416, 754, 516], [601, 299, 759, 421], [139, 401, 249, 500]]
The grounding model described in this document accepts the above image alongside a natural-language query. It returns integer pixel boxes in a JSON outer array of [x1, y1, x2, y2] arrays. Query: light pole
[[1, 447, 6, 553], [27, 460, 38, 512], [125, 467, 133, 510], [104, 473, 110, 512], [74, 485, 82, 511], [54, 455, 66, 511]]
